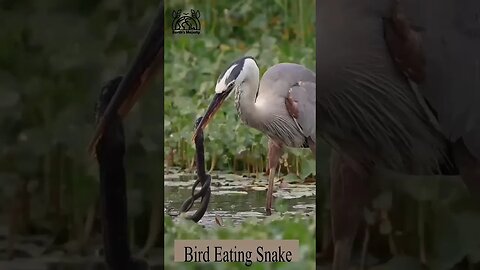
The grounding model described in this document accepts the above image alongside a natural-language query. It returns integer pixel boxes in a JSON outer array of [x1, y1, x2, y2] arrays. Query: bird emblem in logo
[[172, 9, 201, 34]]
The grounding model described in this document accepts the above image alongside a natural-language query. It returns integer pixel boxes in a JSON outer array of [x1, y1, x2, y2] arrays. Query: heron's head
[[192, 56, 259, 141]]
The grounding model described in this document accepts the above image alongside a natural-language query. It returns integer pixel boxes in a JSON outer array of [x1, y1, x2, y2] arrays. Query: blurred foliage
[[164, 0, 316, 180], [164, 214, 316, 270], [335, 177, 480, 270], [0, 0, 162, 253]]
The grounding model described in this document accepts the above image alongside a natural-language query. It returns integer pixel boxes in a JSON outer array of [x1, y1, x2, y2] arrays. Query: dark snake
[[168, 116, 211, 222]]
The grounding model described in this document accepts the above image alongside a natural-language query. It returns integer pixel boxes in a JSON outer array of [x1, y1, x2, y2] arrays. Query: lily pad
[[211, 190, 248, 195]]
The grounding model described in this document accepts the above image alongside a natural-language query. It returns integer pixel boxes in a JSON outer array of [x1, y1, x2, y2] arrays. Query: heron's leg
[[266, 139, 283, 216], [453, 139, 480, 197], [330, 151, 371, 270]]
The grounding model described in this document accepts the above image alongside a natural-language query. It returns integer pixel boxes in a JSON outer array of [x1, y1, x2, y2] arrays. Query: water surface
[[164, 171, 316, 227]]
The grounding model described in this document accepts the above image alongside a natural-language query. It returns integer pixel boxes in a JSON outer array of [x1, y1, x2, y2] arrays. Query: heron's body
[[318, 1, 447, 174], [194, 57, 316, 215], [236, 63, 316, 148], [318, 1, 480, 269]]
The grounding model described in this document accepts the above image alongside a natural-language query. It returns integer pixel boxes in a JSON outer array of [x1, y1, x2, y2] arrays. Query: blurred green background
[[0, 0, 163, 264]]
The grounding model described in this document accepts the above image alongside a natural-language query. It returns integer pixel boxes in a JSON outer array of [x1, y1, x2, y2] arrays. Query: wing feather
[[392, 0, 480, 159], [287, 81, 316, 142]]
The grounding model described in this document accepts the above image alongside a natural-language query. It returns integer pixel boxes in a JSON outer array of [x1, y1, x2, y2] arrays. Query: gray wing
[[401, 0, 480, 159], [289, 81, 316, 142], [258, 63, 316, 147], [259, 63, 315, 98]]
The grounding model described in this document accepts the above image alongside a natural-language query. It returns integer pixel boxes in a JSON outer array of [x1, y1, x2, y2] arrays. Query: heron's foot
[[265, 190, 274, 216]]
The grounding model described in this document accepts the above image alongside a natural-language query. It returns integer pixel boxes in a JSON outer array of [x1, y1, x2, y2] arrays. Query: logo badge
[[172, 9, 201, 35]]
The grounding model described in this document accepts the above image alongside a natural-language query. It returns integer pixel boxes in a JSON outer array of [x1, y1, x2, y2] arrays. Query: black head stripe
[[219, 56, 257, 85]]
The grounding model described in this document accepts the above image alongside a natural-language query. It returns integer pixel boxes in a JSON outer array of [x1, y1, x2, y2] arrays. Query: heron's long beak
[[192, 87, 233, 142], [87, 2, 164, 156]]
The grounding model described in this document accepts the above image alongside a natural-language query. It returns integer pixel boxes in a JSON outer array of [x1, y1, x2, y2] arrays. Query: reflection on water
[[164, 172, 316, 227]]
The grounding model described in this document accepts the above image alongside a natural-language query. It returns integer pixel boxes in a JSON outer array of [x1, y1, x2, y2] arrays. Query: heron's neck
[[234, 80, 263, 129]]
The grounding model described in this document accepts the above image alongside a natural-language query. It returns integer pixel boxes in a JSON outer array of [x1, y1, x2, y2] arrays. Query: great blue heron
[[192, 56, 316, 215], [318, 0, 480, 269]]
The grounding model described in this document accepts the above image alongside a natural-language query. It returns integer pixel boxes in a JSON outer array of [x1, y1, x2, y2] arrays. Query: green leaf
[[300, 159, 315, 180], [283, 173, 300, 182]]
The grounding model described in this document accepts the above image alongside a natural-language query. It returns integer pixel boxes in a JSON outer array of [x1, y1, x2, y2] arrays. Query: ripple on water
[[164, 172, 316, 226]]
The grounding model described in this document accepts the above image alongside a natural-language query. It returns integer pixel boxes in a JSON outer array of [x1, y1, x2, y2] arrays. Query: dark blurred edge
[[157, 1, 165, 267], [88, 0, 164, 156], [315, 0, 321, 267], [92, 0, 165, 267]]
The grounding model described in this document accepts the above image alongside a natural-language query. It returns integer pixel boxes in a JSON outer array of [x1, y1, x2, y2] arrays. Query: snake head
[[95, 76, 123, 125], [194, 116, 203, 129]]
